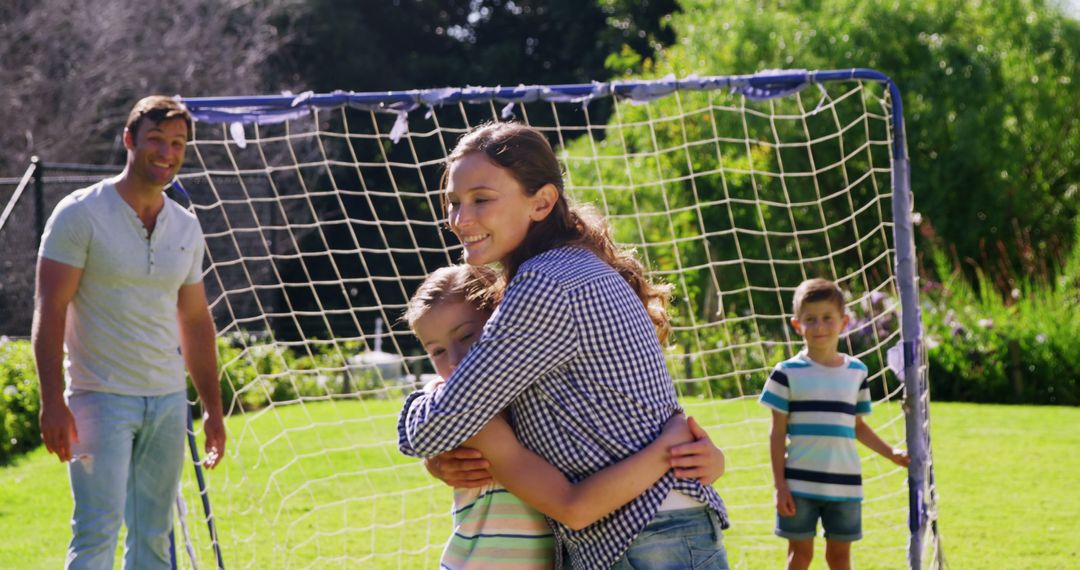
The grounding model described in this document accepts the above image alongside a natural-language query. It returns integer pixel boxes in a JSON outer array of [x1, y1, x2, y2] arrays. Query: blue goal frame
[[179, 69, 940, 570]]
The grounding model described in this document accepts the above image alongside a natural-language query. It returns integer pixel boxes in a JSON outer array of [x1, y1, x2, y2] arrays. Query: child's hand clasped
[[889, 448, 911, 468]]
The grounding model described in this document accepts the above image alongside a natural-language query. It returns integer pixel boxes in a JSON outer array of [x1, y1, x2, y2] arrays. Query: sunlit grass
[[2, 401, 1077, 569]]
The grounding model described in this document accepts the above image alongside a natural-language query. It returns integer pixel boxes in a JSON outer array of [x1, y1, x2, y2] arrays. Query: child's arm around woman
[[464, 411, 694, 530]]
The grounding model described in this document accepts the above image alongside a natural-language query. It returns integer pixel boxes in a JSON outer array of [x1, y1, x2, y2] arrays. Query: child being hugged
[[405, 264, 715, 569], [398, 122, 730, 569], [760, 278, 911, 570]]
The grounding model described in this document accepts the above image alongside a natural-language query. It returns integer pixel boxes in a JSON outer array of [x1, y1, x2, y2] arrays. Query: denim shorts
[[609, 506, 729, 569], [776, 495, 862, 542]]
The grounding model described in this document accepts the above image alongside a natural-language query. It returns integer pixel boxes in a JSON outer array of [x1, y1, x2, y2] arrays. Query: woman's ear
[[529, 183, 560, 222]]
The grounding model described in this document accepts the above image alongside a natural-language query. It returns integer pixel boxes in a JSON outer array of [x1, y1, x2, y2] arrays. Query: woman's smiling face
[[445, 152, 544, 266]]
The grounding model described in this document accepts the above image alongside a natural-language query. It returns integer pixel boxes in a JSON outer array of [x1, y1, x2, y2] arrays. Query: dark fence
[[0, 162, 320, 340], [0, 161, 125, 337]]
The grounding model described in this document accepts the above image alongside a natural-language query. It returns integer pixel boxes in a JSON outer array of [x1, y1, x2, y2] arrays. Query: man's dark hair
[[125, 95, 193, 141]]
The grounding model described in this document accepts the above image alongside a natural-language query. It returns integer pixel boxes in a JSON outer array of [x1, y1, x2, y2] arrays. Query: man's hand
[[201, 410, 226, 469], [424, 447, 492, 488], [669, 416, 726, 485], [39, 400, 79, 462], [776, 483, 796, 517], [33, 258, 83, 464], [177, 281, 225, 469]]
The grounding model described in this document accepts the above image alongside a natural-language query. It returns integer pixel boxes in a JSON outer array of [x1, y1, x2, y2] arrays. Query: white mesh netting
[[172, 74, 938, 569]]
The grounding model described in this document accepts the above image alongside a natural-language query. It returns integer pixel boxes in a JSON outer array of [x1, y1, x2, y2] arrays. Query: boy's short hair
[[403, 264, 502, 330], [792, 278, 845, 316], [125, 95, 193, 141]]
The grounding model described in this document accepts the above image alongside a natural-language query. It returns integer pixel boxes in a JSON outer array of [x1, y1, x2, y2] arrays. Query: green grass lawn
[[2, 400, 1077, 569]]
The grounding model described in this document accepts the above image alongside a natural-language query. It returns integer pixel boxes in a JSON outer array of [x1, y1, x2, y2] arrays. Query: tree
[[0, 0, 682, 337], [0, 0, 680, 178], [645, 0, 1080, 284], [0, 0, 298, 176], [271, 0, 678, 92]]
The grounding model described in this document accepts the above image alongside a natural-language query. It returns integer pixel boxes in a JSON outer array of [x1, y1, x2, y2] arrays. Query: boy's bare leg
[[824, 539, 852, 570], [786, 538, 813, 570]]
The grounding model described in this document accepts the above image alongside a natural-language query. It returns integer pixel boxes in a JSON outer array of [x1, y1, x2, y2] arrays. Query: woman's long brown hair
[[443, 122, 673, 344]]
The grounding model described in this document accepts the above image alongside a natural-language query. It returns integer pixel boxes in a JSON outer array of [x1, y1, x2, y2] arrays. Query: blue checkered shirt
[[398, 246, 729, 569]]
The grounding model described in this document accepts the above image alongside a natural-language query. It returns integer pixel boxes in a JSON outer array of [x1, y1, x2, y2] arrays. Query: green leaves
[[0, 339, 40, 465], [921, 238, 1080, 404], [665, 0, 1080, 282]]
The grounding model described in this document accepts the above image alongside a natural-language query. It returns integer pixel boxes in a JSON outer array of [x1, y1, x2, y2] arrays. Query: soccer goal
[[172, 69, 941, 569]]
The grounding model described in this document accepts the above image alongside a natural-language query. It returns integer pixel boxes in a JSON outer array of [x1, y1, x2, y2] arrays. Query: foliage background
[[0, 0, 677, 176], [1, 0, 1078, 445], [653, 0, 1079, 283], [2, 0, 1075, 325]]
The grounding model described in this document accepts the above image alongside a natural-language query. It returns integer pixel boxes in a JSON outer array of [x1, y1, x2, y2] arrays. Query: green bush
[[5, 243, 1077, 469], [922, 241, 1080, 405], [0, 333, 411, 464], [0, 338, 41, 464], [648, 0, 1080, 287], [188, 334, 409, 417]]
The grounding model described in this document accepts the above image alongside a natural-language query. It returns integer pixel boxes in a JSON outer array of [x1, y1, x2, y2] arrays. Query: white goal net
[[173, 70, 940, 569]]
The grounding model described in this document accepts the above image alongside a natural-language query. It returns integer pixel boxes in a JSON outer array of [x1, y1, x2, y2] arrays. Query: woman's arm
[[465, 413, 693, 531], [423, 448, 492, 488], [400, 272, 577, 457]]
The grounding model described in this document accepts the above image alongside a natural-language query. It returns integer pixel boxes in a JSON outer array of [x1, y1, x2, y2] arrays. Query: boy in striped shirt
[[760, 278, 910, 570]]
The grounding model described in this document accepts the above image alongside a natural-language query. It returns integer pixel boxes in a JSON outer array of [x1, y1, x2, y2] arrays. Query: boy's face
[[791, 300, 849, 353], [413, 300, 492, 379]]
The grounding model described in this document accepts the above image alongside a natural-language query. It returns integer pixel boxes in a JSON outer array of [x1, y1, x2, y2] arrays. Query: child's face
[[413, 299, 492, 379], [791, 300, 849, 353], [445, 152, 552, 266]]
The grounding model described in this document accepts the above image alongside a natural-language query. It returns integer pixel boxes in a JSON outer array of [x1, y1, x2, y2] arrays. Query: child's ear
[[790, 317, 803, 334], [122, 127, 134, 150], [528, 183, 559, 222]]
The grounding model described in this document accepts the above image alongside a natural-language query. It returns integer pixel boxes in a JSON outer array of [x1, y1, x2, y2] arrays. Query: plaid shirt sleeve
[[398, 268, 579, 458]]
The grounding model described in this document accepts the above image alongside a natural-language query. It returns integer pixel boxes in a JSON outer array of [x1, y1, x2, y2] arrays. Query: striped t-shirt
[[759, 351, 872, 501], [441, 483, 555, 570]]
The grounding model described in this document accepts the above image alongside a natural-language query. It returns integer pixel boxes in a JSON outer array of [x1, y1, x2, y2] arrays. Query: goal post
[[172, 69, 941, 569]]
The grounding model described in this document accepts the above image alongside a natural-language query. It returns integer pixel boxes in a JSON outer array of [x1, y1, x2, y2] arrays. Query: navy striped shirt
[[399, 246, 728, 569], [759, 352, 872, 501]]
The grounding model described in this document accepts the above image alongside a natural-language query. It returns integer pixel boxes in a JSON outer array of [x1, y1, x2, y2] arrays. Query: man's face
[[125, 117, 188, 188]]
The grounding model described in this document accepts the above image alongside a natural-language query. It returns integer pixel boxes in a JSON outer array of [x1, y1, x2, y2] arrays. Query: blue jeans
[[65, 390, 187, 570], [610, 507, 729, 569]]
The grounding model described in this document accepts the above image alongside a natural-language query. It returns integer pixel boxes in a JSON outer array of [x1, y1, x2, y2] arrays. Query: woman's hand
[[668, 416, 726, 485]]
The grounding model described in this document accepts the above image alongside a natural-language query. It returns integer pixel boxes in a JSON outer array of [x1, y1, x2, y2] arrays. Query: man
[[33, 95, 225, 569]]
